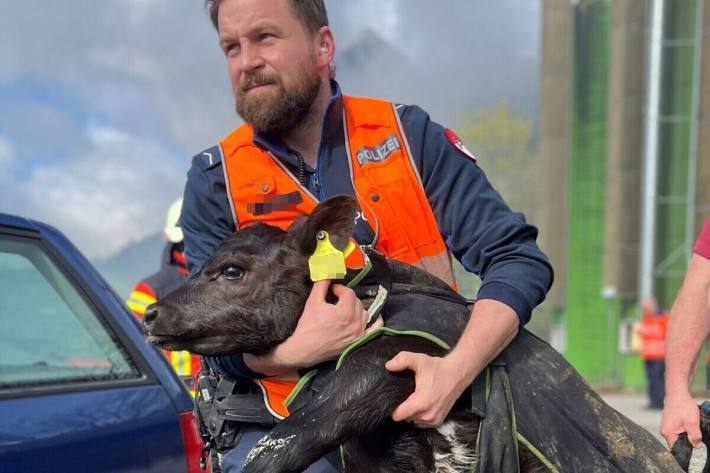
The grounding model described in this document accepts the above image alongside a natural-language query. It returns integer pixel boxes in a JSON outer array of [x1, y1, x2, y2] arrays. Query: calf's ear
[[288, 195, 358, 256]]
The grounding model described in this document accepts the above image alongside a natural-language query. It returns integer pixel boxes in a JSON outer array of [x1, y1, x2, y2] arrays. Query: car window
[[0, 235, 140, 389]]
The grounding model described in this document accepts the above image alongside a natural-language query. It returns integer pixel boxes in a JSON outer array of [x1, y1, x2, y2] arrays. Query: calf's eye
[[221, 266, 245, 280]]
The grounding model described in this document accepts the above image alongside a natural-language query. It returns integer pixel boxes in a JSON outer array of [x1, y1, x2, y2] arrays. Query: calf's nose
[[143, 304, 159, 324]]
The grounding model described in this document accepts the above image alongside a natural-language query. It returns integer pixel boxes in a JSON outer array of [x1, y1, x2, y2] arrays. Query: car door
[[0, 227, 187, 472]]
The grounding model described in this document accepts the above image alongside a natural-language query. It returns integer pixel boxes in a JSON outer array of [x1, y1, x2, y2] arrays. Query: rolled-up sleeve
[[693, 217, 710, 260], [399, 105, 554, 325]]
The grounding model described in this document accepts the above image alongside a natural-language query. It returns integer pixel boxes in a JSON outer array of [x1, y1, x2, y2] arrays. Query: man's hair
[[206, 0, 329, 36]]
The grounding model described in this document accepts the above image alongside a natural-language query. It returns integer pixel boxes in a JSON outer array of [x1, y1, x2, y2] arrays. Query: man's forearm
[[665, 254, 710, 394], [446, 298, 519, 385], [243, 346, 300, 377], [665, 294, 710, 392]]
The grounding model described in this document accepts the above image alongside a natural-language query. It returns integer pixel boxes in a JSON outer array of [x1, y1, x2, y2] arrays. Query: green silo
[[565, 0, 613, 384]]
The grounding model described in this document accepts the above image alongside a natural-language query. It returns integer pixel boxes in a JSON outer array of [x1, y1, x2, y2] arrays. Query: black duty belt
[[211, 391, 279, 427]]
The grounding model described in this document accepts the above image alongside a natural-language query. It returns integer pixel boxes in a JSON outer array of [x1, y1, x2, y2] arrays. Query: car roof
[[0, 212, 37, 230], [0, 212, 68, 239], [0, 211, 60, 233]]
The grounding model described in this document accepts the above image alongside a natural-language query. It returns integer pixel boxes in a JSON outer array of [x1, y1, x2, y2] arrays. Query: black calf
[[145, 196, 694, 473]]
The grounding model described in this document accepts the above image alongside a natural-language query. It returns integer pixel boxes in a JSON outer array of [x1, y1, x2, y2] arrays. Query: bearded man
[[180, 0, 553, 471]]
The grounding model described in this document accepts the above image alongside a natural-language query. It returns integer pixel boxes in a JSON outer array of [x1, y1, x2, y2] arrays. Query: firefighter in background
[[638, 297, 670, 410], [127, 198, 201, 387]]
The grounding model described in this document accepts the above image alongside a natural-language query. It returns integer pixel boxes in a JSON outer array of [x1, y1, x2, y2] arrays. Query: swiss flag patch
[[445, 128, 476, 162]]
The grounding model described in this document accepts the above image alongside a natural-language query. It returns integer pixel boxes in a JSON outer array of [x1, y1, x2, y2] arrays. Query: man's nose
[[239, 43, 264, 72], [143, 304, 159, 324]]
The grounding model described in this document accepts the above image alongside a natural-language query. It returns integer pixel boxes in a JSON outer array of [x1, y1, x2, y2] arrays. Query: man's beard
[[236, 69, 321, 136]]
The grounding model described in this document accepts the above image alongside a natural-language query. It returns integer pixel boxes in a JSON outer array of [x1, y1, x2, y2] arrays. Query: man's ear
[[288, 195, 358, 256]]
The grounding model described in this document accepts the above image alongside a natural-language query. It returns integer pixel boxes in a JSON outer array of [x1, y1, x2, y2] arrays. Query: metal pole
[[639, 0, 665, 301], [686, 0, 704, 258]]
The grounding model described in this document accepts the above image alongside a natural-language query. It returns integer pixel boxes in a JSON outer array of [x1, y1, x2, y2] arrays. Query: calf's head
[[143, 196, 358, 356]]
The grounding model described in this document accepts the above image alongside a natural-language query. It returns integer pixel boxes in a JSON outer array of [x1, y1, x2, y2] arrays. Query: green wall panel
[[566, 0, 611, 383]]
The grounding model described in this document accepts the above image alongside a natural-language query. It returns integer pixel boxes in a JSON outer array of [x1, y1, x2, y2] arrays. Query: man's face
[[217, 0, 324, 135]]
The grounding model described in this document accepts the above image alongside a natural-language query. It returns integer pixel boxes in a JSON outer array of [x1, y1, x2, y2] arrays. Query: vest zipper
[[294, 150, 321, 196], [296, 152, 306, 187], [313, 173, 321, 195]]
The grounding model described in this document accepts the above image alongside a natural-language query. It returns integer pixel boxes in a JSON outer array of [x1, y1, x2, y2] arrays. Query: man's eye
[[225, 44, 240, 56], [221, 266, 245, 280]]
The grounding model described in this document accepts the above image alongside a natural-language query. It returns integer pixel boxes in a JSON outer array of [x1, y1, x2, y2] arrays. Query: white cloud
[[0, 0, 539, 258], [2, 125, 185, 259], [0, 0, 539, 152], [0, 1, 235, 154]]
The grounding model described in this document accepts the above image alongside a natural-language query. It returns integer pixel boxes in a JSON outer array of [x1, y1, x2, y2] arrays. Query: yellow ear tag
[[309, 231, 347, 281], [343, 240, 357, 258]]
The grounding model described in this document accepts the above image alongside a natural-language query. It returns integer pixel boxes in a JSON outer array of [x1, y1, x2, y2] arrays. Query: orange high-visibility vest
[[638, 312, 669, 361], [219, 95, 455, 418]]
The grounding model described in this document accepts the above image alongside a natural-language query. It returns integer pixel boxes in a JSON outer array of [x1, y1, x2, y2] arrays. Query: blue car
[[0, 213, 204, 472]]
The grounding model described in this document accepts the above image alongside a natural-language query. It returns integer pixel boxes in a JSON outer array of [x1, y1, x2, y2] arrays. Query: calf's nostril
[[143, 305, 159, 324]]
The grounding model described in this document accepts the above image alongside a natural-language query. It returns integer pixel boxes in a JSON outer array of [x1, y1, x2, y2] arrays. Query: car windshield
[[0, 235, 140, 389]]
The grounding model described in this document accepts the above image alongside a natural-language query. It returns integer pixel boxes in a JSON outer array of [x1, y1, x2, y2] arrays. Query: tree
[[451, 102, 538, 300], [456, 101, 536, 219]]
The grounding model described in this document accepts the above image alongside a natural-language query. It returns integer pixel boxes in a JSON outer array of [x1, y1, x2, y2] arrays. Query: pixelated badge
[[308, 231, 356, 282]]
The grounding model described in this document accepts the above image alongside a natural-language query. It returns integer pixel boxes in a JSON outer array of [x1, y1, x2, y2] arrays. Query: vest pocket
[[360, 183, 420, 260], [363, 161, 438, 252]]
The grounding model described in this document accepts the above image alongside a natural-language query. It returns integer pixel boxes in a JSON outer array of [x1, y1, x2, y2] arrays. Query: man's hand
[[284, 280, 374, 366], [385, 353, 468, 428], [385, 299, 519, 428], [245, 280, 381, 375], [661, 391, 702, 448], [661, 254, 710, 448]]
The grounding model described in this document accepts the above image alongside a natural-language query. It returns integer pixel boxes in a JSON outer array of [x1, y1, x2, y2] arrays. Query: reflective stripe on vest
[[127, 286, 157, 318], [219, 95, 455, 418], [169, 350, 201, 377]]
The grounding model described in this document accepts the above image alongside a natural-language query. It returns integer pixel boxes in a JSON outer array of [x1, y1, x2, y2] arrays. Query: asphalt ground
[[602, 392, 707, 472]]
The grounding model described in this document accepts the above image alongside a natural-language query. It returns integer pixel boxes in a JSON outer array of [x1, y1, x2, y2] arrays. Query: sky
[[0, 0, 539, 260]]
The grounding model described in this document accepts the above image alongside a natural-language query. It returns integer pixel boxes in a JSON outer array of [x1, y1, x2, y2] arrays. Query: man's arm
[[385, 106, 552, 426], [400, 105, 553, 326], [661, 253, 710, 447], [181, 150, 235, 278]]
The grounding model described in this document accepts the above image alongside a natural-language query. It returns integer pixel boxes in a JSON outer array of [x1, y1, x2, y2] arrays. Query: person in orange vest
[[181, 1, 553, 470], [127, 198, 201, 391], [638, 297, 669, 410]]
